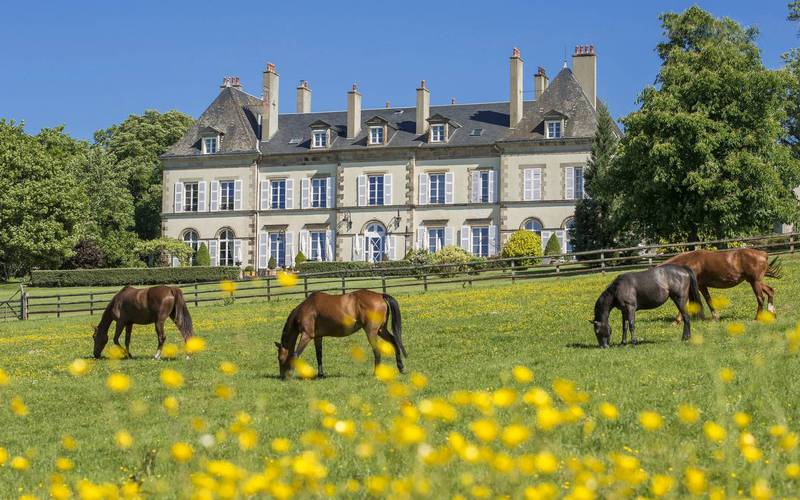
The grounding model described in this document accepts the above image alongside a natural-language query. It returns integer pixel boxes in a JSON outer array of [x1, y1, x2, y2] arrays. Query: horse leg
[[113, 322, 125, 351], [761, 282, 776, 315], [154, 321, 166, 360], [627, 307, 637, 345], [365, 327, 381, 374], [750, 280, 765, 320], [378, 328, 404, 373], [313, 336, 325, 378], [124, 324, 133, 358], [672, 296, 692, 341], [621, 309, 629, 345], [700, 286, 717, 321]]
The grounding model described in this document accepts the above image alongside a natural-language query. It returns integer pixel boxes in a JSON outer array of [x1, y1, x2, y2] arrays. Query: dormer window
[[369, 126, 385, 145], [202, 136, 218, 154], [312, 129, 328, 148], [546, 120, 562, 139], [430, 124, 446, 143]]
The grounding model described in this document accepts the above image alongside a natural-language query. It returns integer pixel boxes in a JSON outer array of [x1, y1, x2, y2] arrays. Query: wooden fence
[[8, 232, 798, 321]]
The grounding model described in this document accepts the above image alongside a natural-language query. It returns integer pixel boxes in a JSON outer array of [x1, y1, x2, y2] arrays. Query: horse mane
[[594, 281, 617, 321], [279, 302, 303, 350]]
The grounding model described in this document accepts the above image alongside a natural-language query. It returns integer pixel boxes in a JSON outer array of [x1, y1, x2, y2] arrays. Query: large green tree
[[0, 121, 86, 279], [609, 6, 800, 242], [785, 2, 800, 161], [94, 110, 193, 240]]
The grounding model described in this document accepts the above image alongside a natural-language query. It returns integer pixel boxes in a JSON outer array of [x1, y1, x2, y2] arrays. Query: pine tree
[[195, 242, 211, 266], [544, 233, 562, 257]]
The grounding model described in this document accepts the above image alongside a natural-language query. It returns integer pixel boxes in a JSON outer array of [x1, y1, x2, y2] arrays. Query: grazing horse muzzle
[[591, 320, 611, 348], [93, 328, 108, 359]]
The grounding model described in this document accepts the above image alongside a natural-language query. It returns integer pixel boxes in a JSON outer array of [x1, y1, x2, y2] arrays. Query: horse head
[[93, 325, 108, 359], [275, 342, 294, 379], [590, 320, 611, 348]]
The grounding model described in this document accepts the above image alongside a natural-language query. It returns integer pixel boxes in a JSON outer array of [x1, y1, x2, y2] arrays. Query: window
[[430, 124, 445, 143], [564, 218, 576, 253], [219, 181, 235, 211], [183, 182, 199, 212], [270, 233, 286, 268], [289, 137, 302, 145], [523, 218, 543, 235], [429, 173, 446, 204], [219, 229, 235, 266], [312, 130, 327, 148], [309, 231, 327, 261], [368, 175, 384, 206], [202, 137, 218, 154], [365, 223, 386, 263], [471, 227, 489, 257], [428, 227, 445, 253], [271, 179, 286, 209], [183, 230, 199, 265], [566, 167, 586, 200], [469, 128, 484, 136], [311, 178, 328, 208], [369, 126, 384, 145], [574, 167, 585, 200], [479, 171, 490, 203], [546, 121, 562, 139]]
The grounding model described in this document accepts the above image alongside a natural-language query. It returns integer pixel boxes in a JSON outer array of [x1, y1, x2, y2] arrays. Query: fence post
[[20, 285, 28, 321], [304, 277, 309, 298], [791, 234, 795, 254], [511, 261, 516, 284], [381, 275, 387, 294], [556, 262, 561, 277], [89, 292, 94, 315], [194, 284, 199, 307], [57, 295, 61, 318], [341, 276, 346, 295], [601, 252, 606, 273], [267, 278, 272, 301], [423, 274, 428, 292], [648, 257, 653, 268]]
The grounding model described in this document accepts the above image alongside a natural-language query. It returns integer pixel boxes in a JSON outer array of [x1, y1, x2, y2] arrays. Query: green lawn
[[1, 258, 799, 498]]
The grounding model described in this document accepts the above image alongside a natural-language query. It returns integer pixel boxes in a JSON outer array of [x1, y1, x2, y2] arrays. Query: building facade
[[161, 46, 609, 269]]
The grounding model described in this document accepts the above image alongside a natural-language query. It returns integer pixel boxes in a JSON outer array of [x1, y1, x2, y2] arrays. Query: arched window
[[564, 218, 576, 253], [183, 230, 199, 265], [219, 229, 235, 266], [523, 218, 543, 235], [364, 223, 386, 263]]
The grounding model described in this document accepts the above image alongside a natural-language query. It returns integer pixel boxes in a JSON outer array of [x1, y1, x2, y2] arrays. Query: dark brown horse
[[275, 290, 406, 379], [93, 285, 194, 359], [663, 248, 781, 321]]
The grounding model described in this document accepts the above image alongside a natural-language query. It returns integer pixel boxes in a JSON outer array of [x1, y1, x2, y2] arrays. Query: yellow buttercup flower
[[639, 411, 663, 431], [220, 280, 237, 293], [534, 450, 559, 474], [511, 365, 534, 383], [523, 387, 552, 407], [171, 442, 193, 462], [161, 343, 179, 359], [536, 406, 562, 431], [163, 396, 179, 415], [718, 367, 734, 383], [684, 467, 706, 495], [651, 474, 675, 497], [185, 336, 206, 353], [276, 271, 299, 287], [0, 448, 6, 465], [10, 396, 29, 416], [61, 435, 77, 451], [0, 368, 8, 386], [10, 456, 29, 470], [68, 359, 89, 376], [709, 296, 730, 310], [703, 421, 726, 443], [50, 483, 71, 500], [598, 402, 619, 420], [726, 322, 746, 336], [271, 438, 292, 453], [160, 368, 184, 389], [733, 412, 751, 428], [469, 419, 499, 442], [106, 373, 131, 393], [785, 463, 800, 479], [219, 361, 238, 375], [377, 339, 395, 356], [686, 301, 701, 315], [741, 446, 762, 463], [410, 372, 428, 389], [780, 432, 799, 451], [750, 479, 772, 500], [238, 429, 258, 451], [374, 364, 397, 382], [677, 404, 700, 424], [500, 424, 531, 448], [492, 388, 517, 407], [55, 457, 74, 471], [757, 309, 776, 323], [115, 430, 133, 450], [769, 424, 788, 438], [108, 344, 127, 360], [293, 358, 317, 379], [334, 420, 356, 439]]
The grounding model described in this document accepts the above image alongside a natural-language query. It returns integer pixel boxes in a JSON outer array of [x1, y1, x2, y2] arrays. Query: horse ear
[[274, 342, 282, 350]]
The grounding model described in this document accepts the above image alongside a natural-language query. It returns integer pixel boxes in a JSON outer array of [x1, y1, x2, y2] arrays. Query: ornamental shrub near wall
[[30, 266, 241, 287]]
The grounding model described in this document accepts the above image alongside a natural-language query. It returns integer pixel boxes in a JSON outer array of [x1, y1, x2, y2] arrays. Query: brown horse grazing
[[93, 285, 194, 359], [275, 290, 406, 379], [663, 248, 781, 321]]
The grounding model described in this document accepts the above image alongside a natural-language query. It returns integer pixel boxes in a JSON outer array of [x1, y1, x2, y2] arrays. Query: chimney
[[347, 84, 362, 139], [509, 47, 523, 128], [261, 63, 279, 141], [385, 101, 391, 109], [220, 76, 242, 89], [572, 44, 596, 108], [296, 80, 311, 114], [534, 67, 548, 100], [416, 80, 430, 135]]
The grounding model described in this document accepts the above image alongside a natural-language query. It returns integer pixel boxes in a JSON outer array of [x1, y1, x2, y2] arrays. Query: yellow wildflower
[[410, 372, 428, 389], [703, 421, 726, 443], [684, 467, 706, 495], [215, 384, 234, 400], [276, 271, 298, 287], [501, 424, 531, 448], [534, 450, 559, 474], [598, 402, 619, 420], [171, 442, 193, 462], [726, 322, 746, 336], [220, 280, 237, 293], [271, 438, 291, 453], [536, 406, 562, 431], [492, 387, 517, 407], [68, 359, 89, 376], [185, 336, 206, 353], [10, 456, 29, 470], [334, 420, 356, 438], [219, 361, 238, 375], [639, 411, 663, 431], [115, 430, 133, 450], [10, 396, 29, 416], [377, 339, 394, 355], [160, 368, 184, 389], [374, 364, 397, 382], [238, 429, 258, 451], [650, 474, 674, 497], [733, 412, 751, 428], [469, 419, 499, 442], [292, 358, 317, 379], [750, 479, 772, 500], [161, 343, 179, 359], [780, 432, 799, 451], [55, 457, 73, 471], [677, 404, 700, 424], [523, 387, 552, 407], [756, 309, 775, 323], [0, 368, 8, 386], [106, 373, 131, 393], [511, 365, 534, 383], [769, 424, 788, 437], [163, 396, 179, 415], [718, 367, 734, 383], [61, 435, 77, 451], [785, 463, 800, 479], [741, 446, 762, 463]]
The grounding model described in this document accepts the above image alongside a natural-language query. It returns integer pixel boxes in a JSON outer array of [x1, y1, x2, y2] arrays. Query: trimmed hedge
[[297, 260, 428, 278], [30, 266, 241, 287]]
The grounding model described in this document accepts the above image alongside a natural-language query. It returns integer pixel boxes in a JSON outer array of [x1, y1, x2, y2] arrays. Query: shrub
[[136, 237, 193, 267], [501, 230, 542, 267], [295, 251, 307, 268], [195, 243, 211, 267], [544, 234, 562, 258], [65, 239, 106, 269], [243, 265, 254, 276], [30, 266, 240, 287], [268, 256, 277, 270], [403, 249, 434, 276], [431, 246, 477, 277], [297, 260, 415, 278]]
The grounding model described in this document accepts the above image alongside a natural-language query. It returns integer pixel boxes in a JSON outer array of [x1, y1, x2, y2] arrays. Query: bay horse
[[591, 264, 702, 347], [93, 285, 194, 359], [663, 248, 781, 321], [275, 290, 406, 379]]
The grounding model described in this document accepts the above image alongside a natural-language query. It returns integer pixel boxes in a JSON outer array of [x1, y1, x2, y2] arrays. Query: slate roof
[[163, 67, 609, 158]]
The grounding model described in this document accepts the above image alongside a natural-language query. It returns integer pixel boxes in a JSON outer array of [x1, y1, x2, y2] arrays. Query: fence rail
[[8, 232, 798, 321]]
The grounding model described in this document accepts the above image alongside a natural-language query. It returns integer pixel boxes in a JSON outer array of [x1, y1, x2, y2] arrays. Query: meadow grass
[[1, 258, 800, 498]]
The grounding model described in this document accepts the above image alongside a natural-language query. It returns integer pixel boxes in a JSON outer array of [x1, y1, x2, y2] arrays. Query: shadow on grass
[[259, 373, 348, 380], [566, 339, 666, 349]]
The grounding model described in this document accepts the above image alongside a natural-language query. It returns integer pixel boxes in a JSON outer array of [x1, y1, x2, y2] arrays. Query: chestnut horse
[[275, 290, 406, 379], [93, 285, 194, 359], [663, 248, 781, 321]]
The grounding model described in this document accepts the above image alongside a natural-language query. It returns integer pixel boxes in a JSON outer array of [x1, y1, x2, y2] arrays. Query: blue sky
[[1, 1, 796, 140]]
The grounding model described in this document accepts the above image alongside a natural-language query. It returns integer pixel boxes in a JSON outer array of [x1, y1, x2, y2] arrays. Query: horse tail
[[383, 294, 407, 358], [171, 287, 194, 339], [682, 265, 703, 317], [766, 256, 782, 280]]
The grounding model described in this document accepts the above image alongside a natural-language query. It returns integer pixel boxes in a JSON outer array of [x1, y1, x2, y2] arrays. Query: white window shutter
[[445, 227, 454, 247], [418, 173, 429, 205], [258, 233, 269, 269], [488, 225, 498, 256], [197, 181, 207, 211], [352, 234, 362, 261], [383, 174, 392, 205], [385, 235, 395, 260], [523, 169, 532, 201], [209, 240, 218, 266], [533, 168, 542, 201], [174, 182, 184, 212], [556, 230, 566, 254], [565, 166, 575, 200], [260, 180, 270, 210], [210, 181, 219, 211], [357, 175, 367, 207], [171, 256, 180, 267], [299, 229, 309, 256], [234, 240, 242, 265], [234, 180, 243, 210], [417, 226, 426, 250], [285, 179, 294, 209], [488, 170, 495, 203], [301, 178, 310, 209], [325, 230, 334, 261], [460, 226, 471, 252], [470, 171, 480, 203], [285, 232, 295, 267], [445, 172, 454, 204], [540, 230, 552, 253], [326, 177, 334, 208]]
